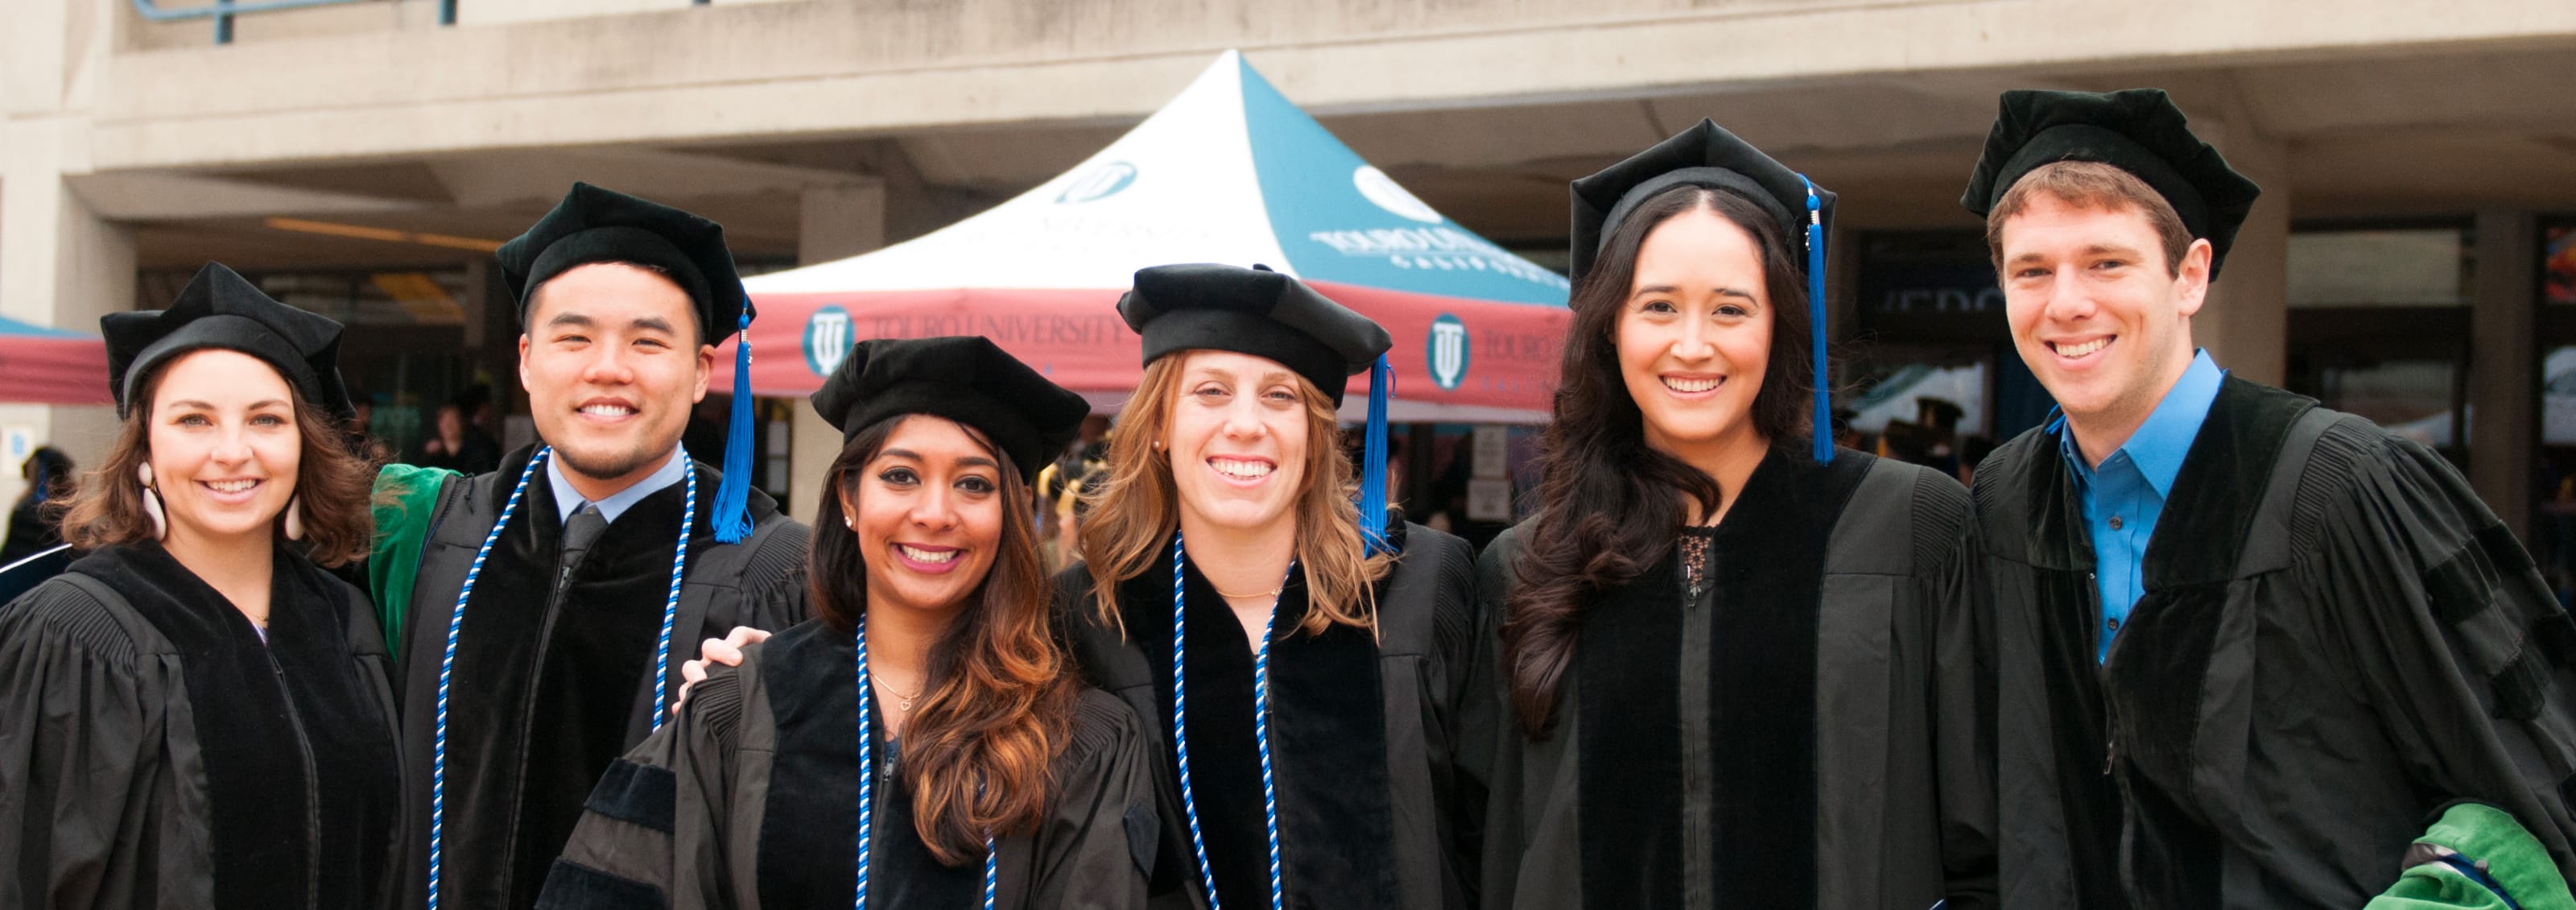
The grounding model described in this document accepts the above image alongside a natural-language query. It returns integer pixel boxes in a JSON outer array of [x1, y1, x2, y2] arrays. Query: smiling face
[[518, 262, 713, 488], [1162, 350, 1313, 535], [146, 349, 302, 547], [1614, 205, 1775, 463], [840, 416, 1008, 616], [1997, 191, 2208, 439]]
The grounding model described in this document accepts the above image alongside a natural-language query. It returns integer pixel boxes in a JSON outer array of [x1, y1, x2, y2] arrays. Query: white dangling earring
[[283, 495, 304, 540], [137, 464, 167, 540]]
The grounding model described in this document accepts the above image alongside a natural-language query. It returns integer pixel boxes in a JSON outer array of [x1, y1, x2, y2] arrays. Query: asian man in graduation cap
[[370, 183, 811, 910], [1963, 89, 2576, 907]]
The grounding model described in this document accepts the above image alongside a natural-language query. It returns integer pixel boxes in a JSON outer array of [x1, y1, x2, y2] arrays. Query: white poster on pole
[[1472, 425, 1508, 479], [1467, 478, 1512, 522]]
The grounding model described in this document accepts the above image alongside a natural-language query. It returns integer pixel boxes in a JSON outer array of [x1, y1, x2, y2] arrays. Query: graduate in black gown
[[1057, 263, 1485, 910], [0, 263, 402, 909], [1473, 121, 1996, 910], [369, 184, 811, 910], [0, 446, 74, 565], [1962, 89, 2576, 908], [539, 336, 1156, 909]]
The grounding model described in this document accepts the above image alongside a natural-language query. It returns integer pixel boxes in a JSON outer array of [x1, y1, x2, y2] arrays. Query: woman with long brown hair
[[1061, 263, 1485, 910], [539, 336, 1155, 909], [1473, 122, 1995, 909], [0, 263, 400, 909]]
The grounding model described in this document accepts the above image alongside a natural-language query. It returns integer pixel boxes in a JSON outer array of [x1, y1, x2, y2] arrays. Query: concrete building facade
[[7, 0, 2575, 574]]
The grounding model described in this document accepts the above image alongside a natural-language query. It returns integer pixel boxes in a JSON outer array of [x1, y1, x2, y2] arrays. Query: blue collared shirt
[[2053, 350, 2227, 663], [547, 447, 690, 526]]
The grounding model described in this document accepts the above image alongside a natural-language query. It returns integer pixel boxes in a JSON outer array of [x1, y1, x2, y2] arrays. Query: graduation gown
[[393, 444, 811, 910], [1975, 377, 2576, 908], [1473, 448, 1996, 910], [0, 495, 64, 565], [536, 618, 1158, 909], [1057, 520, 1486, 910], [0, 543, 403, 910]]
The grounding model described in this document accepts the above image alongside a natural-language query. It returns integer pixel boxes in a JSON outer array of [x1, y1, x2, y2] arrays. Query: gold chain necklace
[[875, 676, 925, 712]]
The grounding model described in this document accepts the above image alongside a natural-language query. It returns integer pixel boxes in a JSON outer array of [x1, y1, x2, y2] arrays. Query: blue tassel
[[1798, 174, 1833, 465], [1358, 354, 1393, 555], [712, 312, 757, 544]]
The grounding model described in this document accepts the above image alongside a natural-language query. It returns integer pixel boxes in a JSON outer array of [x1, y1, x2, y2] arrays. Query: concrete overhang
[[83, 0, 2576, 172]]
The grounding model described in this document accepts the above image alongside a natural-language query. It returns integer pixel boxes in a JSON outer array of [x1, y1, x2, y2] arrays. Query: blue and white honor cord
[[427, 445, 699, 909], [1170, 534, 1289, 910], [854, 623, 999, 909]]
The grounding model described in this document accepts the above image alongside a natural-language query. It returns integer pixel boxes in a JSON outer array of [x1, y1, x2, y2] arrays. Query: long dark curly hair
[[1500, 183, 1814, 738]]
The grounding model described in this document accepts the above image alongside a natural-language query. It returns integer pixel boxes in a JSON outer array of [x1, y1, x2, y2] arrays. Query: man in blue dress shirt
[[2053, 347, 2222, 662], [1963, 89, 2576, 908]]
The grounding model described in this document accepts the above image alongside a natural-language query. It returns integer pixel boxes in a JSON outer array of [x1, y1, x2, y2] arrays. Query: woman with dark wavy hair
[[0, 263, 400, 910], [540, 336, 1155, 909], [1472, 122, 1996, 910]]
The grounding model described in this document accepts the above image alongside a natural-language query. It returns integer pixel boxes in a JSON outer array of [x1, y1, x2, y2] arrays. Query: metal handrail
[[133, 0, 714, 43], [130, 0, 460, 43]]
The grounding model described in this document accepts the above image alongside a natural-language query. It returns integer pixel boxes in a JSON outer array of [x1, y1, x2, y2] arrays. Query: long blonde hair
[[1080, 354, 1392, 636]]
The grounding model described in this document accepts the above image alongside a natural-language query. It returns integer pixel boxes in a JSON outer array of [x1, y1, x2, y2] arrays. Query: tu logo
[[804, 306, 853, 377], [1427, 315, 1469, 391]]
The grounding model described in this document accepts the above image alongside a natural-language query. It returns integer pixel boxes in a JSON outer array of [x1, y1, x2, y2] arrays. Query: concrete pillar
[[787, 181, 886, 520], [465, 258, 523, 417], [0, 139, 135, 507], [463, 257, 497, 350], [2195, 130, 2289, 387], [798, 180, 886, 267], [2470, 209, 2541, 538], [1827, 217, 1860, 404]]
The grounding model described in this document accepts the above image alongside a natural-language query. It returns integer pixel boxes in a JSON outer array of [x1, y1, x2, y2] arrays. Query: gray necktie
[[559, 503, 608, 581]]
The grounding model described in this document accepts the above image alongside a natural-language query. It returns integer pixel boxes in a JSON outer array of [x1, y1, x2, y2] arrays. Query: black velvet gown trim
[[584, 760, 675, 833], [69, 543, 399, 910], [1575, 445, 1869, 909], [1990, 412, 2129, 908], [1114, 536, 1402, 910], [2140, 377, 2315, 587], [447, 445, 708, 910], [1992, 378, 2320, 909], [2100, 378, 2313, 908], [755, 621, 983, 909], [533, 860, 663, 910], [1575, 556, 1685, 908]]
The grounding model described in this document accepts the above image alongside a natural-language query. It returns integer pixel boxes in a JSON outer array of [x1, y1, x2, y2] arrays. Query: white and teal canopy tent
[[723, 50, 1572, 422]]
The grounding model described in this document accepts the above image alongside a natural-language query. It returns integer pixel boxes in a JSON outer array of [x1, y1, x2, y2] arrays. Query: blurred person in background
[[349, 398, 394, 462], [413, 399, 501, 475], [0, 446, 76, 565]]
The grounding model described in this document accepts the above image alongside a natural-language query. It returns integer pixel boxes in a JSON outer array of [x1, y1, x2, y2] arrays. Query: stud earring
[[137, 464, 167, 540], [283, 495, 304, 540]]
